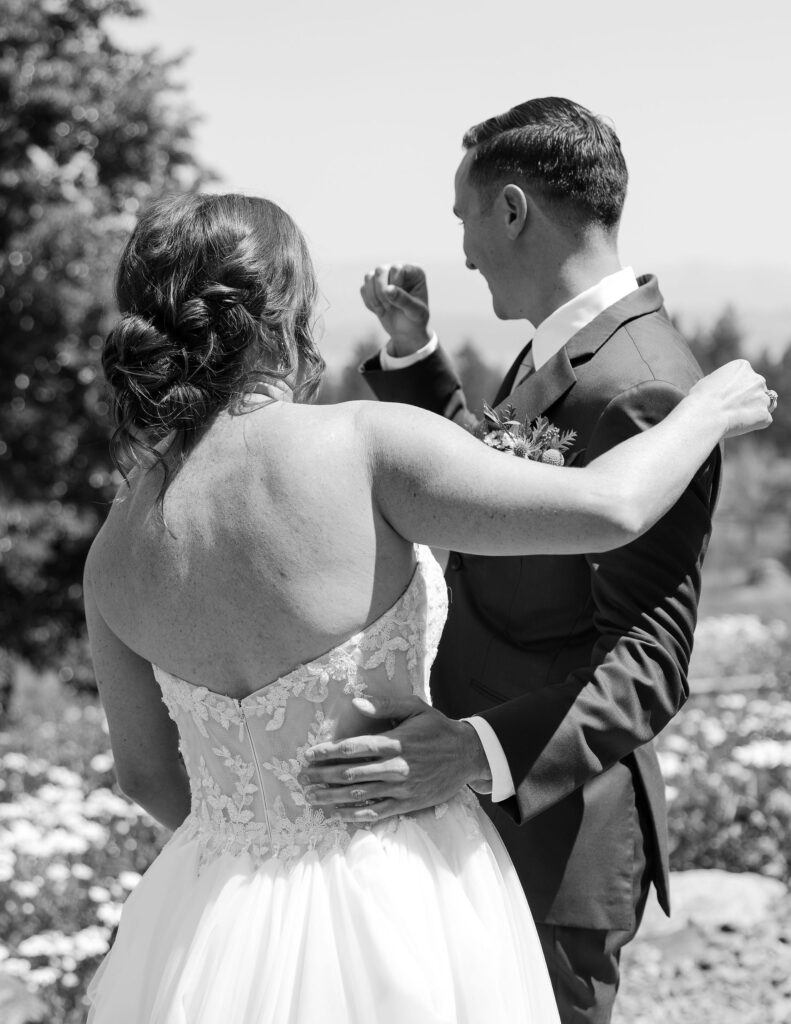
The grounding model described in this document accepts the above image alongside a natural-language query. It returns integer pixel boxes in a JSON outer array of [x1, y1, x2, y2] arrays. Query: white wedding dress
[[86, 546, 559, 1023]]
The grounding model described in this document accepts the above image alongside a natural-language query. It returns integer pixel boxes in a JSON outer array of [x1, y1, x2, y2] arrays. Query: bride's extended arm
[[364, 360, 771, 556]]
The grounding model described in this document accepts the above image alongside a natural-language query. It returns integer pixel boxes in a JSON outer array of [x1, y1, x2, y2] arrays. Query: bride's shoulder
[[244, 399, 389, 440], [241, 399, 459, 471], [342, 399, 446, 433], [304, 400, 451, 450]]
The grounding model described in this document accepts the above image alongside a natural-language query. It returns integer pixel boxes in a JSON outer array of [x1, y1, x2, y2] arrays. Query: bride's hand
[[689, 359, 775, 439], [360, 263, 432, 357]]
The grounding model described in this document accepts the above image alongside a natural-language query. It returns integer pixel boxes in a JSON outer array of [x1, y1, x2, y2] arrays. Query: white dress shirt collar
[[531, 267, 639, 371]]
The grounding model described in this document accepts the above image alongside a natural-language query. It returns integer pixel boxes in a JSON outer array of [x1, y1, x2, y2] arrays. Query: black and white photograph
[[0, 1, 789, 1022]]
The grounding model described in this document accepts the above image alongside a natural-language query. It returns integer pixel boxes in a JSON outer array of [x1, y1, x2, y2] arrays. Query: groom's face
[[454, 150, 515, 320]]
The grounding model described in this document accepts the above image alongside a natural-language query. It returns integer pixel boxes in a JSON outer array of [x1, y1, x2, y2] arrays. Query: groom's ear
[[501, 184, 529, 240]]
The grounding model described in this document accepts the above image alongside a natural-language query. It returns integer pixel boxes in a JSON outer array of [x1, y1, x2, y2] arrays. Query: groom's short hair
[[463, 97, 627, 230]]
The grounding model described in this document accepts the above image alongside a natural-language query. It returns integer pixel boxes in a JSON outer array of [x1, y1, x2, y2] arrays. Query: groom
[[303, 98, 721, 1022]]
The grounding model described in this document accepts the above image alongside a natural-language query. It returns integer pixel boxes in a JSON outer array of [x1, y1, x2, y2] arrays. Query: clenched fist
[[360, 263, 433, 357]]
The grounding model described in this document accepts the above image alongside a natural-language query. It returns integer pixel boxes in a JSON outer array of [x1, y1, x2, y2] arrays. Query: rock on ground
[[613, 871, 791, 1024]]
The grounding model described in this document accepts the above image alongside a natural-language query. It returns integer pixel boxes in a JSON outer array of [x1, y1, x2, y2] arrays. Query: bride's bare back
[[84, 190, 769, 820], [88, 398, 415, 699]]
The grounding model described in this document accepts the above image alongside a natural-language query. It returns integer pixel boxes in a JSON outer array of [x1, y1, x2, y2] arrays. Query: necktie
[[492, 340, 535, 406], [514, 344, 535, 388]]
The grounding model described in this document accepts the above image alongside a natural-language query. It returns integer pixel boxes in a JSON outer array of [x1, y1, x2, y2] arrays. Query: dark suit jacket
[[362, 276, 722, 929]]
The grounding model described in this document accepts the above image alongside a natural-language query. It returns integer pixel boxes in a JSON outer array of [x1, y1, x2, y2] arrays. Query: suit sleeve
[[478, 378, 722, 824], [360, 347, 475, 427]]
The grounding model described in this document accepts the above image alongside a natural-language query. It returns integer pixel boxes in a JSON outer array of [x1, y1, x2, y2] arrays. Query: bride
[[83, 192, 771, 1023]]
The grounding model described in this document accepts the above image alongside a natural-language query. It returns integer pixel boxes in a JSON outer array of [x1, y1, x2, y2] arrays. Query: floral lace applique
[[156, 547, 454, 872], [159, 678, 239, 739], [192, 754, 267, 851], [261, 708, 334, 809]]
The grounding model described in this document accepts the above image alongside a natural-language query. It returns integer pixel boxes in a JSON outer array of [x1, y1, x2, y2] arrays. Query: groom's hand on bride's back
[[299, 695, 491, 821], [360, 263, 433, 357]]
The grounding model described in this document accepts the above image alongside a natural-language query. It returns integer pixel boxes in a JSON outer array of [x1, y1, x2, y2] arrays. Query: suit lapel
[[492, 339, 534, 406], [493, 274, 666, 423], [565, 273, 664, 361], [501, 345, 577, 424]]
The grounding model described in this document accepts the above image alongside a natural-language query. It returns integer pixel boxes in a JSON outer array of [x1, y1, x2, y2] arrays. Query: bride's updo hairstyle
[[103, 192, 324, 485]]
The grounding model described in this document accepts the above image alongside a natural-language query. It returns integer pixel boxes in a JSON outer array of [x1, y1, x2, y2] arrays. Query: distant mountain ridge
[[316, 260, 790, 375]]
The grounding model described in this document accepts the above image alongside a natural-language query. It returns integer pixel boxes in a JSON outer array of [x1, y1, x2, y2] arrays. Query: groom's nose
[[465, 257, 477, 270]]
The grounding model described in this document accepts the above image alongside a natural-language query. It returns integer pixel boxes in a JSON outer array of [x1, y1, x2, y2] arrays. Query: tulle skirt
[[86, 797, 560, 1023]]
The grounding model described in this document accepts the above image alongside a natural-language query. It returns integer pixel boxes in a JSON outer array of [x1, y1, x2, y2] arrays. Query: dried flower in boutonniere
[[477, 402, 578, 466]]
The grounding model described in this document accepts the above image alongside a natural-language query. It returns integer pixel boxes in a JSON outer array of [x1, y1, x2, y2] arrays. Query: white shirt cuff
[[461, 716, 516, 802], [378, 332, 438, 370]]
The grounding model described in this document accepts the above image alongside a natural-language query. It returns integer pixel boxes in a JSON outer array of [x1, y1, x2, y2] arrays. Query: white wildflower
[[11, 880, 41, 899], [662, 734, 692, 754], [2, 752, 30, 772], [82, 787, 135, 820], [2, 957, 31, 977], [45, 862, 71, 883], [90, 752, 114, 774], [715, 694, 748, 710], [734, 739, 791, 769], [657, 751, 682, 778], [700, 719, 727, 748], [28, 965, 60, 989], [96, 902, 123, 927], [0, 849, 15, 882], [46, 766, 83, 788], [18, 932, 69, 958], [70, 926, 110, 959]]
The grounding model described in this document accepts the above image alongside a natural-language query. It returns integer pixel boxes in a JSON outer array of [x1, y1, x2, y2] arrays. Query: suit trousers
[[534, 777, 654, 1024]]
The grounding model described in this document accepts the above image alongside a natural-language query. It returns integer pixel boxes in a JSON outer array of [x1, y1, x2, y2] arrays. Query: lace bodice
[[154, 546, 462, 872]]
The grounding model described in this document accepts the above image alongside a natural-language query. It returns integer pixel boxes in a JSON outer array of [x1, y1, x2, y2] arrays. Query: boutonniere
[[477, 402, 578, 466]]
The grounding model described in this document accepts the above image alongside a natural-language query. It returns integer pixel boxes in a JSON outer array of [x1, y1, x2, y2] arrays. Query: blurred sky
[[109, 0, 791, 368]]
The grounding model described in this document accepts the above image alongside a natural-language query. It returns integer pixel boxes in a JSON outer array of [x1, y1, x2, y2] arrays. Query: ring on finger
[[766, 388, 778, 413], [349, 788, 366, 803]]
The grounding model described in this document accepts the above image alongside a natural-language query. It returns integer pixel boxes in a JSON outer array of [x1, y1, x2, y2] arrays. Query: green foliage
[[0, 0, 207, 674]]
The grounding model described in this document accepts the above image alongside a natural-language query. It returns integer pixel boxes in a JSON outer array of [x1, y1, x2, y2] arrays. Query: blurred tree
[[753, 341, 791, 455], [454, 339, 502, 419], [317, 336, 502, 418], [688, 305, 745, 375], [715, 439, 791, 564], [0, 0, 208, 705], [316, 336, 380, 404]]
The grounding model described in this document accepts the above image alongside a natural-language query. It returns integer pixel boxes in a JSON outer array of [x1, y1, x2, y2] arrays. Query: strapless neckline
[[87, 535, 559, 1024], [152, 550, 426, 706]]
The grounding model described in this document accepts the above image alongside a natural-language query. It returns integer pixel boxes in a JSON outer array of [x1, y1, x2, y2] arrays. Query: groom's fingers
[[361, 274, 386, 317], [301, 755, 409, 787], [394, 264, 426, 295], [343, 799, 401, 822], [372, 264, 392, 308], [306, 734, 402, 764], [382, 285, 422, 318], [387, 263, 404, 286], [302, 780, 402, 809]]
